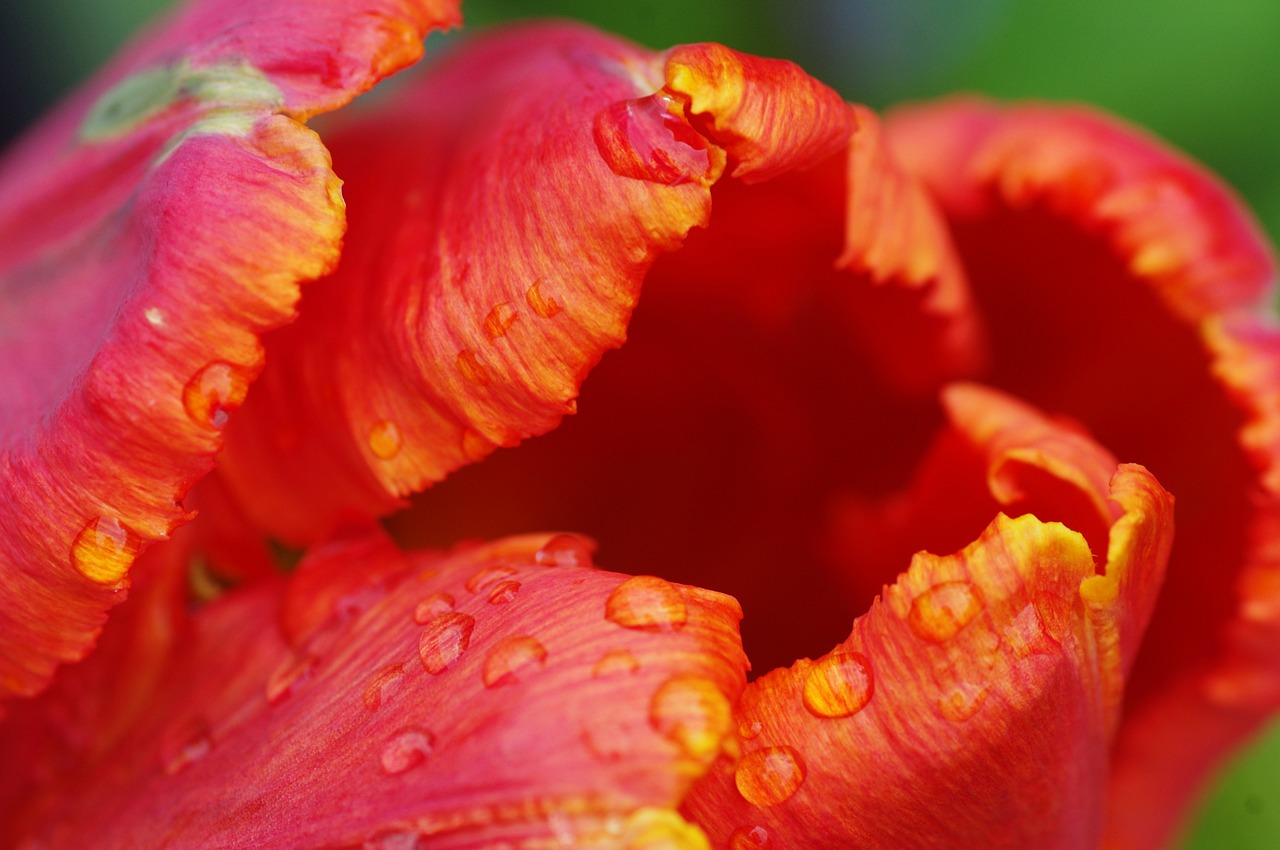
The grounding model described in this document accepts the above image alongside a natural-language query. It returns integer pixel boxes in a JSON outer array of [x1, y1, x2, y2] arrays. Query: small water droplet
[[650, 675, 732, 762], [620, 808, 710, 850], [735, 745, 807, 807], [380, 727, 434, 775], [183, 360, 250, 428], [483, 301, 520, 340], [419, 612, 475, 675], [535, 534, 594, 568], [483, 634, 548, 688], [456, 349, 490, 385], [593, 94, 712, 186], [368, 420, 403, 459], [266, 652, 318, 705], [728, 825, 774, 850], [738, 719, 763, 740], [70, 516, 139, 584], [144, 306, 164, 326], [362, 663, 407, 710], [908, 580, 984, 642], [593, 648, 640, 678], [465, 565, 517, 595], [525, 279, 563, 318], [606, 576, 688, 632], [937, 682, 989, 722], [487, 580, 521, 604], [160, 718, 212, 775], [802, 652, 874, 718], [413, 592, 455, 624]]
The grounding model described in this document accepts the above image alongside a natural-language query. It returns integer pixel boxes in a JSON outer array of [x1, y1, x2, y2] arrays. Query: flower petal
[[885, 98, 1280, 849], [0, 0, 461, 700], [682, 385, 1173, 849], [0, 532, 746, 848]]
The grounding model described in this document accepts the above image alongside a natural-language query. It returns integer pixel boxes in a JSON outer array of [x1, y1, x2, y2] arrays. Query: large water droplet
[[649, 675, 731, 763], [419, 612, 475, 675], [265, 652, 318, 705], [465, 565, 517, 595], [368, 419, 403, 459], [802, 652, 874, 718], [483, 635, 548, 688], [413, 592, 455, 625], [592, 648, 640, 678], [525, 279, 563, 318], [908, 580, 984, 642], [535, 534, 594, 568], [606, 576, 687, 632], [160, 718, 212, 775], [456, 349, 490, 385], [735, 746, 807, 807], [362, 663, 407, 710], [483, 301, 520, 340], [380, 727, 434, 775], [728, 825, 774, 850], [182, 360, 250, 428], [70, 516, 139, 584], [487, 580, 521, 605], [593, 94, 712, 186]]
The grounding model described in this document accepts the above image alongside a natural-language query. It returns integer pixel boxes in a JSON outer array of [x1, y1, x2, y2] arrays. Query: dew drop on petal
[[413, 592, 455, 625], [465, 565, 517, 595], [362, 662, 407, 710], [419, 612, 475, 675], [182, 360, 250, 428], [907, 580, 984, 642], [802, 652, 874, 718], [606, 576, 687, 632], [265, 652, 318, 705], [160, 718, 212, 775], [593, 648, 640, 678], [525, 279, 563, 318], [487, 580, 521, 605], [592, 94, 713, 186], [456, 349, 490, 385], [937, 682, 989, 723], [368, 419, 403, 459], [483, 635, 548, 688], [535, 533, 594, 568], [620, 808, 710, 850], [379, 727, 435, 775], [728, 825, 774, 850], [735, 746, 807, 807], [70, 516, 139, 584], [738, 719, 763, 741], [483, 301, 520, 340], [650, 675, 732, 762]]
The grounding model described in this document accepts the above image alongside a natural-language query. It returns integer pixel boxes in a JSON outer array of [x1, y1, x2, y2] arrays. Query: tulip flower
[[0, 1, 1275, 849]]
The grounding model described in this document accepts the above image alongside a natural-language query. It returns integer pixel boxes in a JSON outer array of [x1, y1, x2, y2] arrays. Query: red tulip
[[0, 2, 1273, 849]]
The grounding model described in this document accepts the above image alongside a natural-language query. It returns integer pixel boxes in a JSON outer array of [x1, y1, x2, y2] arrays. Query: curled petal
[[0, 533, 746, 848], [684, 386, 1173, 849], [0, 0, 461, 700]]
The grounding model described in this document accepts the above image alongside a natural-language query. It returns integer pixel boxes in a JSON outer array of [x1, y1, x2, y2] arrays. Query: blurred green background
[[2, 1, 1278, 847]]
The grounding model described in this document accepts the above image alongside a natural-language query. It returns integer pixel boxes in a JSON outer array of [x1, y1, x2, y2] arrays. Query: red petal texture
[[682, 385, 1172, 850], [0, 531, 747, 849], [214, 23, 859, 544], [884, 98, 1280, 850], [0, 0, 461, 700]]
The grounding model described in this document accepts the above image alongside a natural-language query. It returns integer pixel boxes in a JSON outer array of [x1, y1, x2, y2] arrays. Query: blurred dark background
[[2, 1, 1278, 846]]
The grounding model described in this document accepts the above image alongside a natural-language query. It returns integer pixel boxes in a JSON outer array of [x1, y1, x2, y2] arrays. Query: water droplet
[[456, 349, 490, 385], [483, 301, 520, 340], [1004, 604, 1059, 658], [937, 682, 989, 722], [419, 612, 475, 675], [483, 635, 548, 688], [593, 648, 640, 678], [487, 580, 521, 605], [735, 746, 807, 807], [606, 576, 687, 632], [620, 808, 710, 850], [738, 719, 763, 740], [465, 565, 517, 595], [908, 580, 984, 642], [183, 360, 250, 428], [160, 718, 211, 775], [728, 825, 774, 850], [362, 663, 407, 710], [525, 279, 563, 318], [368, 419, 403, 459], [593, 94, 712, 186], [802, 652, 874, 718], [70, 516, 139, 584], [413, 592, 455, 625], [380, 727, 434, 775], [535, 533, 594, 568], [650, 675, 732, 762], [266, 652, 318, 705], [144, 307, 164, 326]]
